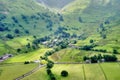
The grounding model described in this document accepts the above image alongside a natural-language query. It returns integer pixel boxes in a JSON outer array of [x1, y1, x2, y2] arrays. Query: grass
[[0, 63, 38, 80], [101, 63, 120, 80], [50, 48, 120, 62], [52, 64, 84, 80], [84, 64, 106, 80], [50, 48, 88, 62], [4, 48, 51, 63], [5, 36, 34, 49], [23, 64, 84, 80], [22, 63, 120, 80], [22, 67, 49, 80]]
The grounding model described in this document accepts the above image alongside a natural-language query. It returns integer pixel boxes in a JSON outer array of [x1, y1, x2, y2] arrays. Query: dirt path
[[14, 64, 45, 80]]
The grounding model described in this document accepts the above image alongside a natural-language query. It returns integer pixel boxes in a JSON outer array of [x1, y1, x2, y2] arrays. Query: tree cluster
[[83, 54, 117, 63], [40, 50, 56, 80]]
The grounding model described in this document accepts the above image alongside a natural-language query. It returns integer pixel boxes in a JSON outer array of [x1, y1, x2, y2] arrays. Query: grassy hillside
[[4, 48, 51, 63], [50, 48, 87, 62], [0, 0, 63, 55], [0, 0, 120, 56], [60, 0, 120, 54]]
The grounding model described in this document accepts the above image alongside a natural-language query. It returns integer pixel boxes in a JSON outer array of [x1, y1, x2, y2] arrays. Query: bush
[[90, 39, 94, 43], [83, 56, 89, 61], [49, 73, 56, 80], [50, 76, 56, 80], [61, 70, 68, 77], [46, 61, 54, 69], [103, 55, 117, 62], [17, 48, 21, 53], [24, 61, 30, 64], [14, 29, 20, 34], [90, 55, 98, 63], [83, 54, 117, 63], [47, 69, 52, 75], [6, 34, 14, 39], [113, 49, 118, 54]]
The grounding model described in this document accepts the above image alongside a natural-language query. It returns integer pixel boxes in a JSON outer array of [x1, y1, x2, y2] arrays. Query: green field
[[4, 48, 51, 63], [22, 63, 120, 80], [101, 63, 120, 80], [0, 63, 38, 80], [50, 48, 85, 62], [50, 48, 120, 62]]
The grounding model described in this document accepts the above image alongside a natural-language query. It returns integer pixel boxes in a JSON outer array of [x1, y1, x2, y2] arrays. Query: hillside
[[0, 0, 120, 80], [60, 0, 120, 53], [0, 0, 119, 56], [36, 0, 74, 9], [0, 0, 63, 55]]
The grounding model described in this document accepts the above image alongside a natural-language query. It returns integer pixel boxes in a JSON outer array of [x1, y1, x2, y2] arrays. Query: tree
[[46, 61, 54, 69], [113, 49, 118, 54], [17, 48, 21, 53], [14, 29, 20, 34], [104, 20, 110, 24], [97, 54, 102, 60], [83, 56, 89, 61], [24, 61, 30, 64], [12, 16, 19, 23], [49, 73, 56, 80], [103, 55, 117, 62], [6, 34, 14, 39], [90, 55, 98, 63], [90, 39, 94, 43], [61, 70, 68, 77], [46, 69, 52, 75], [26, 43, 31, 48], [78, 17, 83, 23], [59, 15, 64, 21], [102, 34, 106, 39]]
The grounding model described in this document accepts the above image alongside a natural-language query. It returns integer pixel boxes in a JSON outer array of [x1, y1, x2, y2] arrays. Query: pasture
[[22, 63, 120, 80]]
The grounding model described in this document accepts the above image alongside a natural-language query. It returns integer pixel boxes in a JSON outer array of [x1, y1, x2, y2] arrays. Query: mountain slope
[[0, 0, 62, 55], [60, 0, 120, 53], [36, 0, 74, 9], [0, 0, 120, 56]]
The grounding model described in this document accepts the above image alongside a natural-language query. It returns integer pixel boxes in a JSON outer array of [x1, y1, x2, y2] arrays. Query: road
[[14, 64, 46, 80], [0, 54, 13, 62]]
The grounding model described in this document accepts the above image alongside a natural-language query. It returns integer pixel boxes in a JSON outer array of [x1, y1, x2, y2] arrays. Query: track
[[14, 64, 45, 80]]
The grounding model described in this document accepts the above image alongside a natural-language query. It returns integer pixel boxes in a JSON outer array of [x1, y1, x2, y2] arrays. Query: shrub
[[24, 61, 30, 64], [46, 61, 54, 69], [90, 55, 98, 63], [103, 55, 117, 62], [14, 29, 20, 34], [90, 39, 94, 43], [17, 48, 21, 53], [49, 73, 56, 80], [47, 69, 52, 75], [61, 70, 68, 77], [6, 34, 14, 39], [83, 56, 89, 61], [113, 49, 118, 54]]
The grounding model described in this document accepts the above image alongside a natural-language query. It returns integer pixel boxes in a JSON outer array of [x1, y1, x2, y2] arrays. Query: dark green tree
[[61, 70, 68, 77], [113, 49, 118, 54]]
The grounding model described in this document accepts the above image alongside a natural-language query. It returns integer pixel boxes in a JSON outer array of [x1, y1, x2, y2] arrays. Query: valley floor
[[0, 62, 118, 80], [22, 62, 120, 80]]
